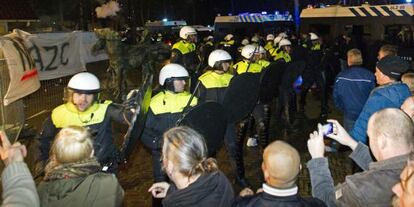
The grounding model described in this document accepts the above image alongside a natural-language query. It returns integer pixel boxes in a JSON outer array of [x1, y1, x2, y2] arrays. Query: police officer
[[218, 34, 237, 61], [268, 36, 284, 60], [37, 72, 131, 173], [264, 34, 275, 52], [141, 63, 198, 182], [198, 49, 233, 104], [171, 26, 199, 75], [300, 32, 328, 118], [232, 45, 266, 189], [234, 44, 264, 74], [199, 35, 215, 70], [274, 39, 292, 63]]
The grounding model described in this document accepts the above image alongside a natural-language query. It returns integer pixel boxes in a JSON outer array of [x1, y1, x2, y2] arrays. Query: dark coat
[[162, 170, 234, 207]]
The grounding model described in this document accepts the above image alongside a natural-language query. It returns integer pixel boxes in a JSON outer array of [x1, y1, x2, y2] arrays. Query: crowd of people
[[0, 25, 413, 207]]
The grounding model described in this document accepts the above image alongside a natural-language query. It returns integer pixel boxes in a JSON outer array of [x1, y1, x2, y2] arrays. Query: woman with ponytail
[[148, 126, 234, 207], [37, 126, 124, 207]]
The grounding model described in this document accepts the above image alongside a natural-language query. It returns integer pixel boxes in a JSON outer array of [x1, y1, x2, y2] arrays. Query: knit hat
[[376, 56, 410, 80]]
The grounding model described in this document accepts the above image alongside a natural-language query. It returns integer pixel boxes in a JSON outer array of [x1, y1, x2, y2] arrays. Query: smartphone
[[322, 123, 333, 136]]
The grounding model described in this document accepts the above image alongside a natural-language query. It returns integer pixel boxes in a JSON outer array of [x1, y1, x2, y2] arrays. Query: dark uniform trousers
[[300, 44, 328, 116]]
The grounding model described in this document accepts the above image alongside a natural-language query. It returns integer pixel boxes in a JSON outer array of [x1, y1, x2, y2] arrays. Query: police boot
[[257, 121, 268, 152], [299, 86, 308, 113], [234, 120, 250, 189]]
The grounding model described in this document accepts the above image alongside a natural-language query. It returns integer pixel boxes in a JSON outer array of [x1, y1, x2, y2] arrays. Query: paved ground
[[13, 60, 354, 206]]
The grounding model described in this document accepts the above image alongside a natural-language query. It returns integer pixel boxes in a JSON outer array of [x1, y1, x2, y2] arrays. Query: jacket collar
[[369, 153, 409, 170], [262, 183, 298, 197]]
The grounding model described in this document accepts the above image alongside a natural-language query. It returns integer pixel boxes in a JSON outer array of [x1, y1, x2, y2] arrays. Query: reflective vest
[[198, 71, 233, 89], [257, 60, 271, 68], [311, 43, 321, 51], [264, 42, 274, 51], [150, 91, 198, 115], [274, 50, 292, 63], [233, 60, 264, 74], [206, 41, 214, 47], [51, 101, 112, 128], [268, 47, 282, 58], [172, 40, 196, 55], [219, 40, 235, 47]]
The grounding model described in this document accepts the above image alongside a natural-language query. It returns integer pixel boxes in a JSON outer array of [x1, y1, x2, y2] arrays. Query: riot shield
[[177, 102, 227, 155], [120, 73, 153, 160], [259, 61, 285, 103], [222, 73, 261, 123]]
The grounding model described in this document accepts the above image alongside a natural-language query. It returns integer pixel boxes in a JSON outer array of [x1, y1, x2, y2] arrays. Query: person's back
[[334, 67, 375, 118], [37, 126, 124, 207], [233, 141, 326, 207], [333, 49, 376, 130], [38, 172, 123, 207]]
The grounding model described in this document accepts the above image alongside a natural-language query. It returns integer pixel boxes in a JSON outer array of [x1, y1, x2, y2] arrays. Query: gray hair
[[162, 126, 218, 178]]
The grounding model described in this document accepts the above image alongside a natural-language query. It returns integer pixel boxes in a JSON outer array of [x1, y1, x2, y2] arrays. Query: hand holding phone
[[322, 123, 334, 136]]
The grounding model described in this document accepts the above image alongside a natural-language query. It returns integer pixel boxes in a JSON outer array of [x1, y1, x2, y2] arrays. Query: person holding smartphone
[[307, 108, 414, 206]]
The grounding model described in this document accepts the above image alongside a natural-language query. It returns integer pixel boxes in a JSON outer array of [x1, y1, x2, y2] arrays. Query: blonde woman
[[148, 126, 234, 207], [37, 126, 124, 207]]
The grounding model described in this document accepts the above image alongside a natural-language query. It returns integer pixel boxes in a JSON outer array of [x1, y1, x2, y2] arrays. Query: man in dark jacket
[[233, 140, 326, 207], [333, 48, 375, 131], [307, 108, 414, 207], [350, 55, 411, 144]]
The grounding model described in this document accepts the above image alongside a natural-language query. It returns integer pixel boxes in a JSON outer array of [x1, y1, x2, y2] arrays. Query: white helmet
[[208, 49, 232, 68], [274, 36, 284, 45], [278, 32, 288, 38], [159, 64, 189, 86], [68, 72, 100, 93], [241, 38, 250, 46], [266, 34, 275, 41], [309, 32, 319, 40], [224, 34, 234, 41], [241, 44, 257, 59], [278, 39, 292, 47], [251, 35, 259, 43], [179, 26, 197, 39], [257, 46, 266, 54]]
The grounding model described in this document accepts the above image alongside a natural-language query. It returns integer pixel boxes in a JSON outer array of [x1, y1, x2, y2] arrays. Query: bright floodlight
[[162, 18, 168, 22]]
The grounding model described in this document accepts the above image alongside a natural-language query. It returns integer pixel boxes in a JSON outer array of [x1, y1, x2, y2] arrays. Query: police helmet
[[309, 33, 319, 40], [179, 26, 197, 39], [224, 34, 234, 41], [266, 34, 275, 41], [67, 72, 100, 94], [251, 36, 260, 43], [208, 49, 232, 68], [241, 44, 257, 59], [159, 63, 189, 86], [274, 36, 284, 45], [258, 46, 266, 54], [278, 32, 288, 38], [278, 39, 292, 47], [241, 38, 250, 46]]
